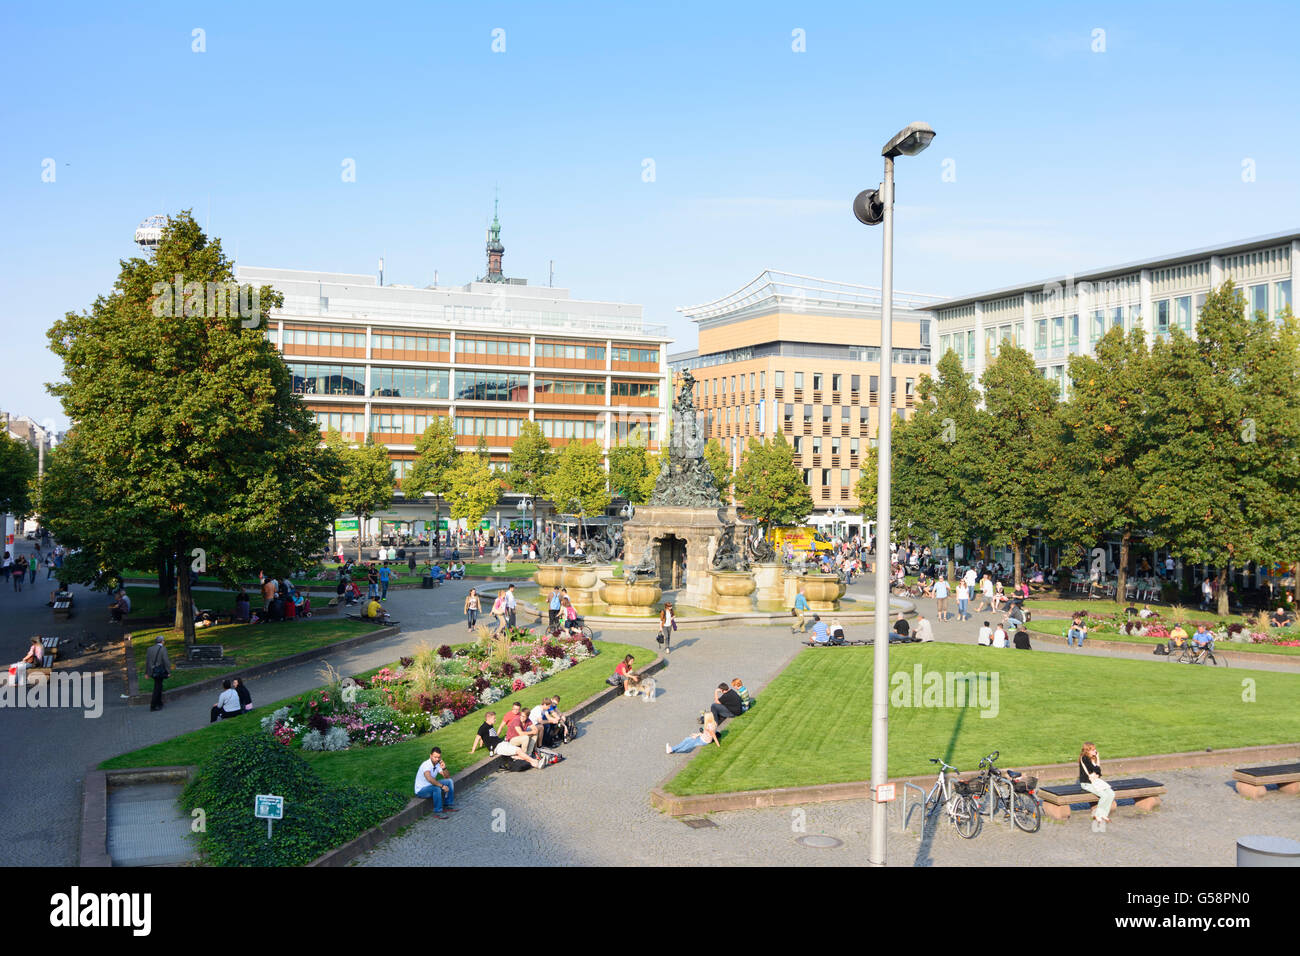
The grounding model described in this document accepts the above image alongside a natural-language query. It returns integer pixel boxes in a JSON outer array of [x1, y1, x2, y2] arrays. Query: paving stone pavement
[[1, 548, 1294, 868]]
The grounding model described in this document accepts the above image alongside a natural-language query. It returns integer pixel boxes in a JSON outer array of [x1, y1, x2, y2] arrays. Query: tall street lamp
[[854, 120, 935, 867]]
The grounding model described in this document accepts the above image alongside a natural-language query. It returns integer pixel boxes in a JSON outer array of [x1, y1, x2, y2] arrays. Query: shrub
[[399, 656, 414, 668], [307, 713, 331, 734], [260, 706, 290, 733], [437, 644, 453, 659], [300, 730, 326, 751], [180, 734, 404, 867], [497, 660, 516, 679], [322, 727, 351, 751]]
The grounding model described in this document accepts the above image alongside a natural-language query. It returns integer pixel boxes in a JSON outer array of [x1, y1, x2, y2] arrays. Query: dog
[[624, 675, 656, 702]]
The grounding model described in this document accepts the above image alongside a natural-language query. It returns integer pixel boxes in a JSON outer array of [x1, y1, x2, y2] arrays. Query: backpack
[[1152, 644, 1168, 656], [502, 757, 532, 772], [556, 715, 578, 744], [536, 748, 564, 766]]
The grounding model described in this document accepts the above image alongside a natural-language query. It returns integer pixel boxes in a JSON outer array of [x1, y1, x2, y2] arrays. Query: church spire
[[485, 189, 505, 281]]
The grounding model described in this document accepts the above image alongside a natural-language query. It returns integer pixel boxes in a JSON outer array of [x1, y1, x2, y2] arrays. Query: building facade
[[931, 231, 1298, 396], [236, 218, 669, 535], [670, 271, 942, 536]]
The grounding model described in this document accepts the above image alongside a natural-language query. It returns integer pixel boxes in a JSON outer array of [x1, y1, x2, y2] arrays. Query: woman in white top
[[658, 603, 676, 654], [977, 622, 992, 646]]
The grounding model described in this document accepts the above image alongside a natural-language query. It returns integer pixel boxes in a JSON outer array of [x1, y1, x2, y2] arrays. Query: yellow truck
[[770, 526, 835, 556]]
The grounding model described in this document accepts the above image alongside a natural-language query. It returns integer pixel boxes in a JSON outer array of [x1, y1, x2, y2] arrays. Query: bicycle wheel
[[1012, 792, 1042, 833], [991, 776, 1014, 820], [579, 624, 594, 641], [953, 795, 982, 839], [923, 785, 943, 821]]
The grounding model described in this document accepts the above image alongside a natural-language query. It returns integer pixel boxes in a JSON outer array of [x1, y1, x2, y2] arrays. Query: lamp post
[[854, 121, 935, 867]]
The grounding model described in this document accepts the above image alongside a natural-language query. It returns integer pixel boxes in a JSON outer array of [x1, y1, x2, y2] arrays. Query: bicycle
[[969, 751, 1042, 833], [1176, 642, 1224, 666], [922, 758, 982, 839], [548, 617, 594, 642]]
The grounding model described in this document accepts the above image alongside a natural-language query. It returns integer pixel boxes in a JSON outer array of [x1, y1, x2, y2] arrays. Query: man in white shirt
[[978, 621, 992, 646], [914, 614, 934, 642], [964, 566, 977, 590], [1164, 556, 1175, 578], [505, 584, 518, 628], [991, 623, 1009, 648], [413, 746, 457, 817]]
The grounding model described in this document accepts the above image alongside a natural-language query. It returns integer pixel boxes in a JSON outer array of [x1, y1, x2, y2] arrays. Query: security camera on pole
[[854, 121, 935, 867]]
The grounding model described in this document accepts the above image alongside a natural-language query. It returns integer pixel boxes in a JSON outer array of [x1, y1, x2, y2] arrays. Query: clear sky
[[4, 0, 1299, 430]]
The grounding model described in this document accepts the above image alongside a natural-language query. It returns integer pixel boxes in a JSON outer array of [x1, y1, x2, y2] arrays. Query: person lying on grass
[[667, 716, 720, 754], [470, 710, 544, 769]]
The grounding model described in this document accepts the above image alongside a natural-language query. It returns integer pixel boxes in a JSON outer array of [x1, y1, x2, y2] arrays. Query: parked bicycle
[[922, 758, 982, 839], [548, 616, 594, 642], [1176, 642, 1224, 667], [968, 751, 1042, 833]]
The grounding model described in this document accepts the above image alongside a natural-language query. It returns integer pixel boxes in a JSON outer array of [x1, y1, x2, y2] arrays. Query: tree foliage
[[445, 449, 501, 527], [402, 416, 456, 549], [323, 431, 393, 560], [703, 437, 732, 500], [545, 440, 610, 518], [0, 431, 38, 519]]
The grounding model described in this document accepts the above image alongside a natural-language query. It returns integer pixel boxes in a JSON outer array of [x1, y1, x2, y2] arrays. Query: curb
[[1024, 628, 1300, 669], [501, 596, 917, 631], [129, 625, 402, 706], [649, 741, 1300, 816]]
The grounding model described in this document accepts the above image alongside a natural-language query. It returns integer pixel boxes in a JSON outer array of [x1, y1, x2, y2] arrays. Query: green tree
[[971, 345, 1062, 587], [1056, 328, 1157, 602], [445, 450, 501, 529], [874, 350, 983, 583], [401, 416, 457, 556], [733, 434, 813, 536], [1137, 283, 1300, 615], [325, 431, 394, 562], [703, 438, 733, 501], [545, 440, 610, 540], [507, 419, 554, 529], [0, 431, 38, 520], [45, 211, 340, 645]]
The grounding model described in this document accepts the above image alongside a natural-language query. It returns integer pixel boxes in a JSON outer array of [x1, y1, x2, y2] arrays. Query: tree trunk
[[1012, 538, 1022, 589], [356, 513, 364, 562], [1217, 564, 1231, 617], [155, 547, 168, 596], [176, 541, 196, 648], [434, 497, 442, 557], [1117, 531, 1131, 606]]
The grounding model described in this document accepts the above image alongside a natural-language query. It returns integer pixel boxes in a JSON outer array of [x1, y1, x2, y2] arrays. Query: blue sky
[[4, 0, 1299, 429]]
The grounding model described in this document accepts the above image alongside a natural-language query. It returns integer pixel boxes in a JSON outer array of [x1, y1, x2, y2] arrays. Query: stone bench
[[1039, 777, 1166, 821], [52, 600, 73, 620], [1232, 763, 1300, 799]]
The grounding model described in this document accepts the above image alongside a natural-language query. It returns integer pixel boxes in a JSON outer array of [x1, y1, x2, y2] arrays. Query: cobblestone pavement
[[363, 574, 1300, 867], [1, 550, 1294, 867]]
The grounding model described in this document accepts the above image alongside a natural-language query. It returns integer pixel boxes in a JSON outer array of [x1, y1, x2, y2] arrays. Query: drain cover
[[682, 817, 717, 829], [796, 835, 843, 849]]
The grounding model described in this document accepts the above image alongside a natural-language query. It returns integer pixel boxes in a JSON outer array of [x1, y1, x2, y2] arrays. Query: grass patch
[[103, 640, 649, 793], [664, 643, 1300, 796], [1024, 620, 1300, 656], [134, 618, 385, 689]]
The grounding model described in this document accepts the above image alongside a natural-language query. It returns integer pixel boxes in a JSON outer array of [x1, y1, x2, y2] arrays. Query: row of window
[[456, 338, 528, 357], [792, 436, 861, 456], [612, 346, 660, 364], [610, 420, 660, 443], [285, 329, 366, 349], [376, 333, 451, 352], [370, 367, 450, 400], [455, 417, 524, 438], [538, 342, 606, 361], [536, 379, 605, 396], [539, 419, 604, 440], [610, 381, 659, 398], [800, 468, 856, 488], [454, 372, 529, 402], [290, 364, 657, 403]]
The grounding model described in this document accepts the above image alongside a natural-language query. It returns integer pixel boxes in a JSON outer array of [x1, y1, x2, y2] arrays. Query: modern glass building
[[669, 271, 943, 536], [930, 230, 1298, 396], [236, 214, 669, 535]]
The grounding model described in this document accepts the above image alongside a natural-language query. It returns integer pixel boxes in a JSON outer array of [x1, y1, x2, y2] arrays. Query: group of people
[[467, 699, 570, 773], [978, 618, 1032, 649], [251, 574, 313, 623], [466, 584, 520, 634], [667, 678, 751, 754], [209, 677, 254, 721]]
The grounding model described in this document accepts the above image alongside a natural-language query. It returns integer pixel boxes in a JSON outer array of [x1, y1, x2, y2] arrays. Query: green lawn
[[665, 643, 1300, 796], [103, 641, 647, 793], [1024, 619, 1300, 657], [122, 585, 245, 619], [1022, 597, 1259, 625], [134, 618, 385, 690]]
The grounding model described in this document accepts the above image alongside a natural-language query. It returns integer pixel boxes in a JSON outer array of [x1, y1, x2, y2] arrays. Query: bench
[[53, 600, 73, 620], [1038, 777, 1167, 821], [187, 644, 225, 663], [1232, 763, 1300, 799]]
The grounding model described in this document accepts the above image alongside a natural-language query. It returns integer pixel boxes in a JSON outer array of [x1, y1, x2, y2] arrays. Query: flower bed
[[258, 627, 597, 751]]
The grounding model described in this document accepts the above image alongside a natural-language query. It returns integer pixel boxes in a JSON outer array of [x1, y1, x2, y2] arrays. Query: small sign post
[[254, 793, 284, 839], [873, 783, 896, 802]]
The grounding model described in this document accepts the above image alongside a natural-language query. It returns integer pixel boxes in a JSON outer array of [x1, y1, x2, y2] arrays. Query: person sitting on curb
[[1066, 616, 1088, 648], [414, 746, 459, 818], [729, 678, 751, 711], [889, 617, 913, 643], [1012, 625, 1032, 650], [470, 711, 544, 769], [709, 682, 746, 725], [914, 613, 935, 642], [1167, 622, 1189, 653], [809, 614, 831, 645], [498, 701, 539, 756], [667, 715, 721, 754], [210, 679, 243, 722]]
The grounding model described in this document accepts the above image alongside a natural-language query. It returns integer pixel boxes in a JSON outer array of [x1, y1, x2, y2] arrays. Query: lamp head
[[882, 121, 936, 158]]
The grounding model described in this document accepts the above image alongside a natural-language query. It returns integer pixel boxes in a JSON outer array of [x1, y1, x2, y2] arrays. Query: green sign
[[254, 794, 284, 820], [334, 518, 359, 534], [439, 520, 449, 530], [479, 520, 492, 530]]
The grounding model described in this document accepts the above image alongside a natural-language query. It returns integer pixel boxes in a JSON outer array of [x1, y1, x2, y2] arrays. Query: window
[[813, 374, 823, 390], [1250, 284, 1268, 320], [869, 375, 879, 394], [612, 346, 657, 363], [1275, 280, 1292, 321], [775, 370, 784, 388], [841, 468, 851, 488], [812, 437, 822, 455], [749, 373, 756, 390], [831, 373, 841, 391], [1068, 314, 1079, 346], [287, 363, 366, 396], [1174, 296, 1191, 333], [920, 319, 931, 347], [784, 404, 794, 425], [759, 372, 765, 389], [851, 374, 860, 392], [859, 406, 870, 425], [1051, 317, 1064, 348], [999, 325, 1012, 350], [850, 438, 859, 455], [793, 436, 802, 453], [905, 378, 914, 397], [1110, 307, 1124, 331], [803, 405, 812, 425], [802, 469, 811, 486], [966, 331, 975, 360], [939, 334, 951, 357], [831, 437, 840, 455], [1035, 319, 1048, 349], [985, 328, 997, 359], [794, 372, 804, 390], [453, 371, 528, 401], [1193, 292, 1207, 326], [821, 469, 831, 487], [370, 367, 451, 400], [822, 406, 831, 424], [1155, 300, 1170, 335], [1090, 311, 1105, 344], [841, 406, 850, 422]]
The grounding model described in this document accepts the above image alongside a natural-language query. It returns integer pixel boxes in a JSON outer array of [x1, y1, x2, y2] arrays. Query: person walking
[[790, 588, 811, 633], [1079, 741, 1114, 825], [464, 588, 481, 630], [28, 555, 38, 585], [379, 563, 391, 600], [12, 556, 26, 592], [504, 584, 517, 629], [145, 634, 172, 712], [547, 586, 562, 631], [659, 602, 676, 655]]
